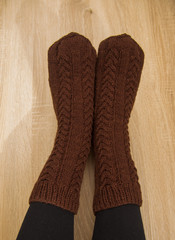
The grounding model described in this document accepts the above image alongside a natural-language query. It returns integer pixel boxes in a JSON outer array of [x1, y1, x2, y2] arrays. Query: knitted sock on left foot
[[29, 32, 96, 214]]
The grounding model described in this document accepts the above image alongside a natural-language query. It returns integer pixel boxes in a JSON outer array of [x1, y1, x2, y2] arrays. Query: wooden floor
[[1, 0, 175, 239]]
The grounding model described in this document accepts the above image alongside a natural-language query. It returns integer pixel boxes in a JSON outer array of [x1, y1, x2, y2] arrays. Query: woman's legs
[[16, 33, 146, 240], [17, 204, 146, 240]]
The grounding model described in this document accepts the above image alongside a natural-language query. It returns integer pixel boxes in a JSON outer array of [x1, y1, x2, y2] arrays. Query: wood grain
[[1, 0, 175, 239]]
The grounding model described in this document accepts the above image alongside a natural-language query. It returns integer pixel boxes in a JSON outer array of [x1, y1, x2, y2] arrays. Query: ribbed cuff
[[29, 180, 79, 214], [93, 181, 142, 214]]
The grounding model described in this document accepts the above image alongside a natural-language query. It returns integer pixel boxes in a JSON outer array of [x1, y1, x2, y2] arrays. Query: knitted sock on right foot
[[93, 34, 145, 213]]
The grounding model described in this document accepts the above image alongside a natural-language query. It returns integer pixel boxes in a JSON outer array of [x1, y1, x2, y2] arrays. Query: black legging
[[17, 202, 146, 240]]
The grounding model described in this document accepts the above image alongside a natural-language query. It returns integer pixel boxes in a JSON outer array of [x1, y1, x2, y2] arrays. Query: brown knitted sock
[[93, 33, 144, 213], [29, 32, 96, 214]]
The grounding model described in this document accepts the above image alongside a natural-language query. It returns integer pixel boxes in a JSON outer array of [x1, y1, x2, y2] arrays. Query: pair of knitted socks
[[29, 32, 144, 215]]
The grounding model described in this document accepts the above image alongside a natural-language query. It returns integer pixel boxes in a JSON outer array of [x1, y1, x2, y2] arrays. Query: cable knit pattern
[[29, 32, 96, 214], [93, 34, 144, 213]]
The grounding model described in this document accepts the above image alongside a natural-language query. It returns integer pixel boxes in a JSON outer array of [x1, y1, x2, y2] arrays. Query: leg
[[93, 34, 145, 239], [92, 204, 145, 240], [16, 32, 96, 239], [17, 202, 74, 240]]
